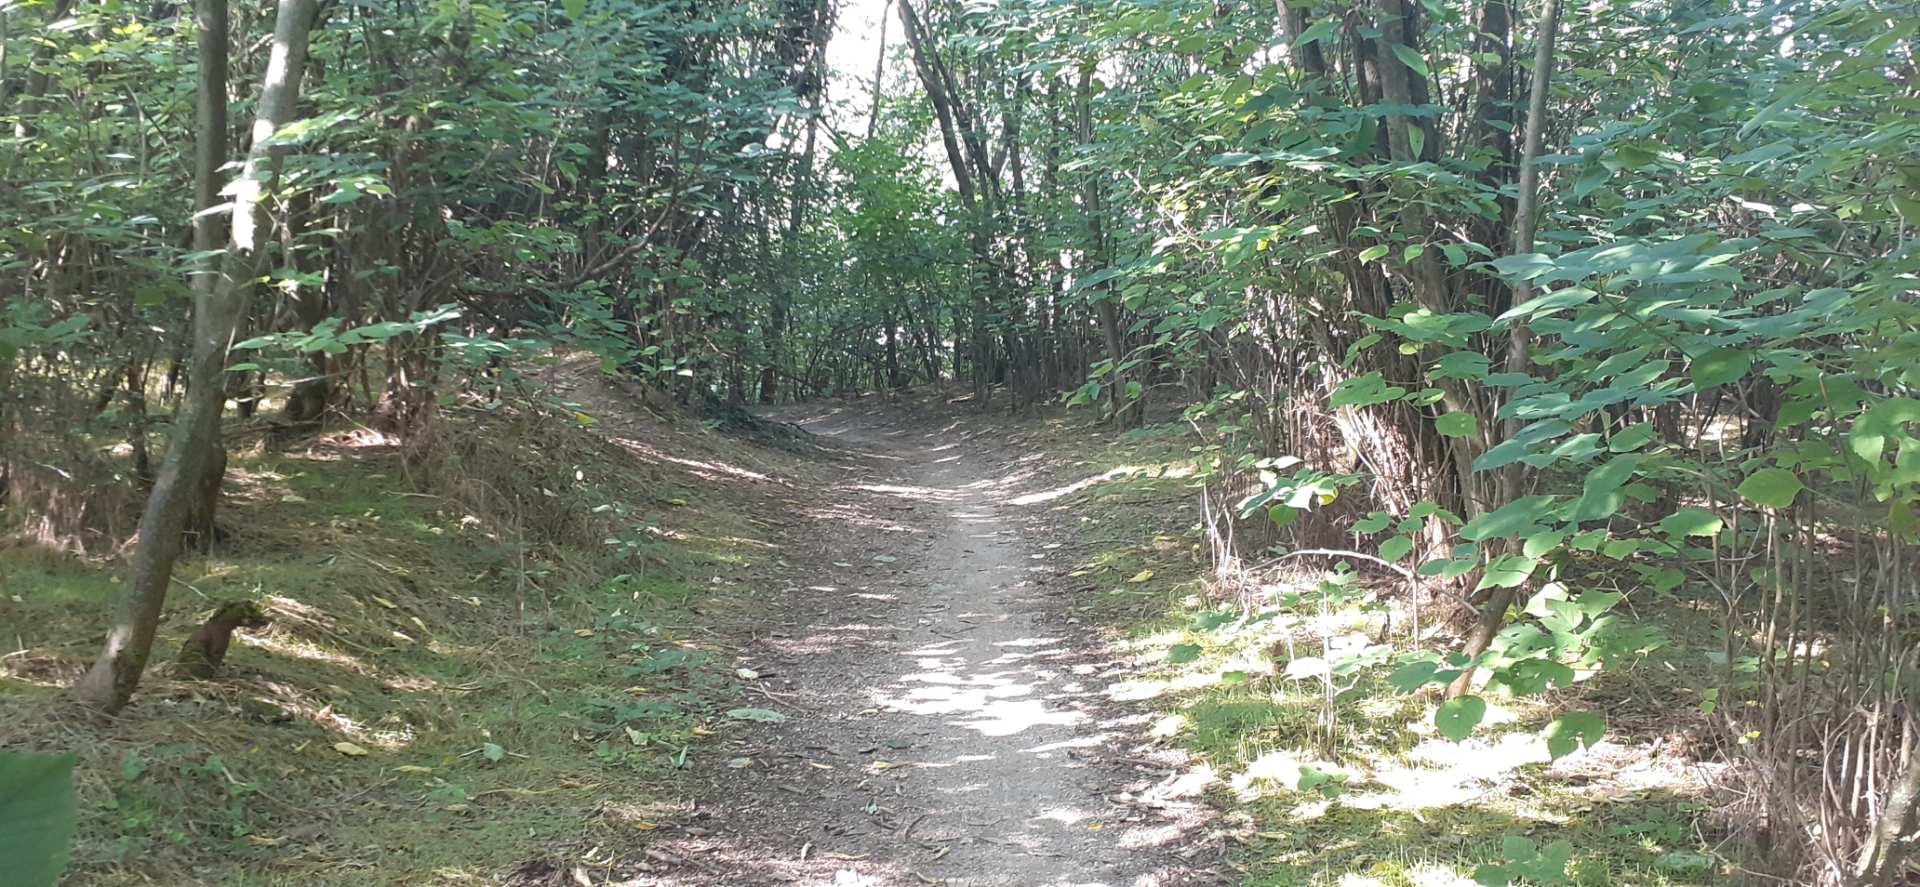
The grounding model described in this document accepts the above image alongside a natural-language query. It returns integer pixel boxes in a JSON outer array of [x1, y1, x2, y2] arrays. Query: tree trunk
[[74, 0, 320, 713], [1854, 749, 1920, 886], [1448, 0, 1561, 698]]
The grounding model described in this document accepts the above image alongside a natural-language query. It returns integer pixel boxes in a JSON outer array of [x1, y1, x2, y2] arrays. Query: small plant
[[1474, 834, 1576, 886]]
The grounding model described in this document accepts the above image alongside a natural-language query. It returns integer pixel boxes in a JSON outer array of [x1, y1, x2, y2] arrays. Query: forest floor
[[2, 369, 1727, 886]]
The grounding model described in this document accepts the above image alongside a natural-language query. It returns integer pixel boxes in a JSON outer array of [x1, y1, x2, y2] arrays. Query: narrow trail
[[653, 404, 1212, 886]]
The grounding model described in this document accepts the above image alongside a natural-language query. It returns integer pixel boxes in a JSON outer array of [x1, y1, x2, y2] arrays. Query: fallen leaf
[[1127, 570, 1154, 583], [727, 757, 754, 769], [727, 707, 787, 723], [735, 668, 761, 680], [333, 742, 370, 757], [372, 596, 397, 609], [393, 765, 433, 774], [574, 628, 595, 637]]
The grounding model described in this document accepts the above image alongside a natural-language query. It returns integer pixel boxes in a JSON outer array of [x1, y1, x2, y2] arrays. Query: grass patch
[[1, 399, 803, 885]]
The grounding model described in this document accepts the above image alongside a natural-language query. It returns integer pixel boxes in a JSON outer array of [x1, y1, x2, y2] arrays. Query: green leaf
[[1379, 534, 1414, 562], [1435, 412, 1478, 438], [1689, 347, 1751, 389], [1435, 695, 1487, 741], [1292, 19, 1337, 47], [1167, 643, 1202, 665], [1387, 660, 1440, 692], [1390, 43, 1430, 78], [1503, 835, 1540, 863], [1354, 511, 1393, 533], [1848, 398, 1920, 465], [1477, 554, 1538, 590], [562, 0, 586, 19], [726, 707, 788, 723], [1460, 495, 1556, 542], [1357, 244, 1390, 263], [1573, 162, 1609, 199], [1521, 530, 1566, 558], [1737, 468, 1803, 508], [1607, 423, 1657, 452], [1567, 455, 1641, 523], [1659, 507, 1723, 538], [1544, 711, 1605, 761], [0, 751, 76, 887], [1329, 372, 1406, 408]]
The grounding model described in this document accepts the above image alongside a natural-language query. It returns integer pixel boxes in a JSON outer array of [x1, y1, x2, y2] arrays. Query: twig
[[1253, 548, 1416, 579]]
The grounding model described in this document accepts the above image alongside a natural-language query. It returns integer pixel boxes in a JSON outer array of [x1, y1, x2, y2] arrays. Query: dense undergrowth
[[0, 375, 812, 885]]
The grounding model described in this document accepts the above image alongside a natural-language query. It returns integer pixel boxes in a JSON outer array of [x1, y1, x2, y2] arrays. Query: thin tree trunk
[[74, 0, 320, 713], [1855, 750, 1920, 886], [1448, 0, 1561, 699], [866, 0, 891, 140]]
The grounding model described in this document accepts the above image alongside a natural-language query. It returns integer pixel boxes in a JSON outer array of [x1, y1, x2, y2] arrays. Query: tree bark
[[1854, 750, 1920, 886], [1448, 0, 1561, 699], [866, 0, 891, 140], [74, 0, 320, 713]]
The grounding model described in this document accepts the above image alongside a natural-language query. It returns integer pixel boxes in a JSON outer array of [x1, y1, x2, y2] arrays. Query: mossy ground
[[1, 383, 812, 885]]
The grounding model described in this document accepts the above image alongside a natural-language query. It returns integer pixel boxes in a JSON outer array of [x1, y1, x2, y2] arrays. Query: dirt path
[[649, 404, 1213, 886]]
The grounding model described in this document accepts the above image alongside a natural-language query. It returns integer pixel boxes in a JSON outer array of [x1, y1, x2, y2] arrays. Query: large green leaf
[[1688, 347, 1751, 389], [1544, 711, 1606, 761], [1476, 554, 1539, 590], [0, 751, 76, 887], [1435, 695, 1487, 742], [1435, 412, 1478, 438], [1460, 495, 1557, 542], [1658, 507, 1723, 538], [1567, 455, 1641, 522], [1848, 398, 1920, 465], [1737, 468, 1803, 508]]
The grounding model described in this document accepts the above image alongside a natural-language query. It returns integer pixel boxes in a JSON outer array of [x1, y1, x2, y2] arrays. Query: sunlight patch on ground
[[1009, 466, 1144, 505], [852, 482, 954, 500], [610, 436, 772, 481], [1338, 870, 1477, 887], [1351, 731, 1549, 811]]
